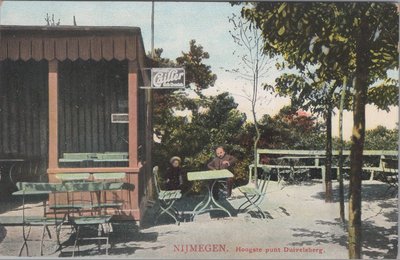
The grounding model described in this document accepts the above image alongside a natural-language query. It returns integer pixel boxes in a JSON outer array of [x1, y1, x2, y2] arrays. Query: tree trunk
[[349, 15, 370, 259], [253, 117, 260, 187], [252, 76, 260, 188], [252, 56, 260, 188], [338, 77, 347, 223], [325, 105, 333, 203]]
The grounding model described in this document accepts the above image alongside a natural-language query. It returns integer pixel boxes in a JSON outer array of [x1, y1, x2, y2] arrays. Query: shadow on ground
[[140, 195, 240, 228], [288, 192, 398, 259], [312, 182, 397, 202], [58, 221, 161, 257]]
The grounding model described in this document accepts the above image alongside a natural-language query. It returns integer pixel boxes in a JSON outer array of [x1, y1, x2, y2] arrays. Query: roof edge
[[0, 25, 142, 33]]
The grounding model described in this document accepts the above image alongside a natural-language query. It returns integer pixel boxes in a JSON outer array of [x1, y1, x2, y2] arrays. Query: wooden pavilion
[[0, 25, 152, 221]]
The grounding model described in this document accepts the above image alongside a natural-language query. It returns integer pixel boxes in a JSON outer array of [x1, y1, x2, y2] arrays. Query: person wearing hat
[[164, 156, 186, 191]]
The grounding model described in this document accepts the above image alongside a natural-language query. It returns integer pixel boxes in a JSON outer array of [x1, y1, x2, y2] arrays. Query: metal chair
[[51, 173, 91, 252], [92, 172, 126, 215], [381, 158, 398, 197], [64, 181, 115, 257], [237, 170, 271, 219], [10, 182, 63, 256], [153, 166, 182, 225]]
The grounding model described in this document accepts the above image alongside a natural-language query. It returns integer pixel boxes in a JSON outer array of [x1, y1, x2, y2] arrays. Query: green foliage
[[149, 40, 217, 93], [367, 79, 399, 111], [153, 92, 247, 192], [242, 2, 398, 79], [176, 40, 217, 93], [242, 2, 398, 110], [238, 106, 327, 151], [331, 125, 399, 151], [364, 125, 398, 150]]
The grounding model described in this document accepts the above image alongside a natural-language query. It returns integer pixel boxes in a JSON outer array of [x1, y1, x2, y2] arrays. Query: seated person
[[164, 156, 186, 191], [207, 146, 237, 198]]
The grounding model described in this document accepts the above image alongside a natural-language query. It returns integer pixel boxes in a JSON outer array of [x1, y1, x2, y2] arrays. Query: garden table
[[187, 169, 233, 220]]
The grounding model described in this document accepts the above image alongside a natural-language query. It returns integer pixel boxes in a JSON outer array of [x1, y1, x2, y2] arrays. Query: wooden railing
[[247, 149, 398, 184]]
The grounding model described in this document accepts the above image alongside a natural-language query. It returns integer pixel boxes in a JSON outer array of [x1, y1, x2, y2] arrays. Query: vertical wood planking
[[1, 59, 131, 164], [83, 62, 92, 151], [91, 61, 98, 152], [71, 61, 79, 152], [2, 63, 10, 153], [97, 62, 105, 152], [104, 67, 112, 152], [31, 62, 41, 157], [0, 62, 3, 151], [0, 60, 48, 160], [9, 64, 18, 154], [110, 68, 118, 151], [63, 62, 73, 153], [78, 61, 86, 152], [18, 63, 27, 155]]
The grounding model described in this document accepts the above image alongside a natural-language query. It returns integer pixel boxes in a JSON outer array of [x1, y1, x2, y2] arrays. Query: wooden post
[[48, 60, 58, 169], [128, 61, 138, 167]]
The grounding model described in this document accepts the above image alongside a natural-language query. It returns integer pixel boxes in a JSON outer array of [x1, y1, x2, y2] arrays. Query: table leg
[[209, 180, 232, 217], [191, 190, 212, 221], [191, 180, 232, 221]]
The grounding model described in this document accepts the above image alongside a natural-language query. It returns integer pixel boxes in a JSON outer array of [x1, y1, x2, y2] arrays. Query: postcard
[[0, 1, 398, 259]]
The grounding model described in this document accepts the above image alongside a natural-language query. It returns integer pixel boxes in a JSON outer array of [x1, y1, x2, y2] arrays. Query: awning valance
[[0, 26, 144, 62]]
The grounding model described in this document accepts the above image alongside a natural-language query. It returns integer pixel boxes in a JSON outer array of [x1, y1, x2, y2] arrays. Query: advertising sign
[[151, 68, 185, 89]]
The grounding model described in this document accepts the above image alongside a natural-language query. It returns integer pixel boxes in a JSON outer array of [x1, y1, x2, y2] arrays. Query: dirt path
[[0, 180, 396, 258]]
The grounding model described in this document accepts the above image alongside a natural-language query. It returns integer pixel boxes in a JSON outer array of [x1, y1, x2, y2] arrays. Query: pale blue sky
[[0, 1, 398, 139]]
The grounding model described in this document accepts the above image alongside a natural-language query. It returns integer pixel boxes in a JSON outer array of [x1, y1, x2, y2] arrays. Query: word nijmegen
[[235, 246, 325, 255]]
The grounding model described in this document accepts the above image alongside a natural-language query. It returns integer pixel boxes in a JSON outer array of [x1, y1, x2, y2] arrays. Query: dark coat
[[207, 154, 237, 170], [164, 166, 185, 190]]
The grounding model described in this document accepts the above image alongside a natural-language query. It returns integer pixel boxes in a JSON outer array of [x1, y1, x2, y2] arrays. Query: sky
[[0, 1, 398, 140]]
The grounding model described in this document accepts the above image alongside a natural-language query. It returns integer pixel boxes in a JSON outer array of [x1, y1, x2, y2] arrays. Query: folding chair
[[382, 158, 398, 197], [51, 173, 90, 252], [237, 170, 271, 219], [10, 182, 63, 256], [52, 173, 91, 216], [153, 166, 182, 225], [92, 172, 126, 215], [65, 181, 114, 257]]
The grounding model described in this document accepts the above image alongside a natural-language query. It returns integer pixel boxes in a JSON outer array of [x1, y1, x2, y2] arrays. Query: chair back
[[259, 170, 271, 194], [153, 166, 161, 195], [56, 173, 91, 182], [93, 172, 126, 181]]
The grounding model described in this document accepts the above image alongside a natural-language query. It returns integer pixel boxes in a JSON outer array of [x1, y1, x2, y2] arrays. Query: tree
[[45, 13, 60, 26], [149, 42, 249, 187], [271, 70, 340, 202], [150, 41, 217, 151], [240, 2, 398, 258], [176, 40, 217, 94], [238, 106, 326, 152], [338, 77, 349, 223], [228, 13, 275, 186], [364, 125, 398, 150], [153, 92, 247, 189]]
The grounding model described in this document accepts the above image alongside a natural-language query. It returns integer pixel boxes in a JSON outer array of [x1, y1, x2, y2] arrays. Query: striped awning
[[0, 26, 144, 62]]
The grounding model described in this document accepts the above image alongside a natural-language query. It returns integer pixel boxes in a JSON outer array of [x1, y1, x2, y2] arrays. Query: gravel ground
[[0, 179, 397, 259]]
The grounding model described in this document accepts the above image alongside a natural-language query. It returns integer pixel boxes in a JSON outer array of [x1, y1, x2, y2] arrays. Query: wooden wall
[[0, 60, 49, 159], [0, 59, 146, 171], [58, 60, 129, 155]]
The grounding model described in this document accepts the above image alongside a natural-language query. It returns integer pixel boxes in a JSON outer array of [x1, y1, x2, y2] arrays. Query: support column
[[128, 61, 138, 167], [48, 60, 58, 169]]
